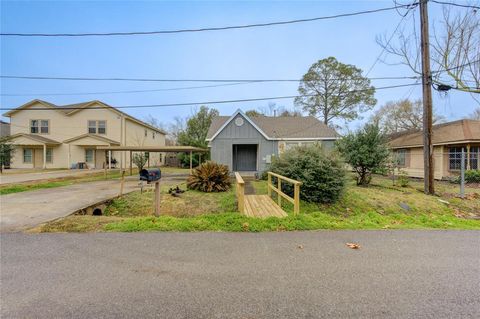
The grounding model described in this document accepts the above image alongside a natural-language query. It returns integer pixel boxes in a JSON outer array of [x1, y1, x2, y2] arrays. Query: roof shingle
[[207, 113, 339, 139]]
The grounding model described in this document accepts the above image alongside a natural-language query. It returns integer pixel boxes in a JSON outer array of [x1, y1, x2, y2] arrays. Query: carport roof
[[96, 146, 208, 152]]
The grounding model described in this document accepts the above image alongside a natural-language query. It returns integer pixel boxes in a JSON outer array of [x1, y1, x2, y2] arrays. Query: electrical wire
[[0, 75, 420, 83], [430, 0, 480, 10], [365, 6, 414, 77], [0, 83, 421, 111], [0, 3, 419, 37]]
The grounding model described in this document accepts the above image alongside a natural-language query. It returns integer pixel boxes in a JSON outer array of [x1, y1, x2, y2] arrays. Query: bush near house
[[336, 124, 390, 186], [269, 144, 346, 203], [465, 170, 480, 183], [187, 161, 231, 192]]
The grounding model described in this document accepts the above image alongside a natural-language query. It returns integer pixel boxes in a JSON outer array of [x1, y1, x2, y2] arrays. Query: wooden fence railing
[[235, 172, 245, 214], [267, 172, 302, 215]]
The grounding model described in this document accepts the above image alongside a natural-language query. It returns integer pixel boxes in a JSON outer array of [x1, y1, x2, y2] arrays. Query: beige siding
[[8, 101, 165, 169], [396, 146, 446, 180]]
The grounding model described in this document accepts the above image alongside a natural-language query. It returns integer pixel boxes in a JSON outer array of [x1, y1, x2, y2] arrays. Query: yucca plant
[[187, 161, 231, 192]]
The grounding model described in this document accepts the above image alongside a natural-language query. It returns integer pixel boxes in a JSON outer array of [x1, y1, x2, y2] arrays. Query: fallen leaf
[[297, 244, 304, 249], [346, 242, 360, 249]]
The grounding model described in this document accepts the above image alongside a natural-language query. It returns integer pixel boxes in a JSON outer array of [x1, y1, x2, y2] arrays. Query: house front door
[[233, 144, 257, 171], [34, 148, 43, 168]]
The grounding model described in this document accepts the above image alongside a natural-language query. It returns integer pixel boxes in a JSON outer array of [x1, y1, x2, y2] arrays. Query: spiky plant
[[187, 161, 231, 192]]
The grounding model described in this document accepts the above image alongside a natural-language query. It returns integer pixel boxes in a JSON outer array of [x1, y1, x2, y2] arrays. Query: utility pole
[[419, 0, 434, 195]]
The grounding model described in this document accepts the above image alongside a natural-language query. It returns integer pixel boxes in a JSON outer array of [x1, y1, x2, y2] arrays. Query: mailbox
[[140, 168, 161, 183]]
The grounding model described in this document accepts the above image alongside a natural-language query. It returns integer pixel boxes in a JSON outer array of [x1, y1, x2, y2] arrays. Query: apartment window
[[152, 132, 155, 139], [46, 148, 53, 163], [395, 149, 407, 167], [30, 120, 49, 134], [85, 149, 95, 163], [88, 121, 97, 134], [23, 149, 33, 163], [144, 129, 148, 137], [88, 120, 106, 134]]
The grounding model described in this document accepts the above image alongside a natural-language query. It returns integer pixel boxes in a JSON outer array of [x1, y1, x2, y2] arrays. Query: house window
[[88, 120, 106, 134], [85, 149, 95, 163], [30, 120, 49, 134], [285, 142, 299, 150], [46, 148, 53, 163], [98, 121, 106, 134], [144, 129, 148, 137], [23, 148, 33, 163], [88, 121, 97, 134], [152, 132, 155, 139], [395, 149, 407, 167], [469, 146, 479, 170], [449, 147, 467, 170]]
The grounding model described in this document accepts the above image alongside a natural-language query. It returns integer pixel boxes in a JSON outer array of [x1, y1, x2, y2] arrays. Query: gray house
[[206, 110, 339, 174]]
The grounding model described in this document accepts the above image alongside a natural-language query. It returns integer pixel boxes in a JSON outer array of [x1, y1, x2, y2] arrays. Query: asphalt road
[[1, 231, 479, 318]]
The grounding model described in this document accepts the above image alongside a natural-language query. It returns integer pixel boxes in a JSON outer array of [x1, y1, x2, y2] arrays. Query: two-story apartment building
[[3, 99, 166, 169]]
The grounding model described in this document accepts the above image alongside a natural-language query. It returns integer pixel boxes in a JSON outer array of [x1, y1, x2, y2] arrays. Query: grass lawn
[[0, 167, 190, 195], [33, 174, 480, 232]]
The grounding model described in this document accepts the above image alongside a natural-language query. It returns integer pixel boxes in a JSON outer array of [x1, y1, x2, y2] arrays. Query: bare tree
[[371, 99, 445, 135], [143, 114, 186, 145], [469, 107, 480, 119], [377, 4, 479, 101]]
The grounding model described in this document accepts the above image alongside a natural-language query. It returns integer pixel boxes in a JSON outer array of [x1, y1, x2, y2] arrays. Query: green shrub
[[336, 124, 390, 186], [397, 170, 410, 187], [269, 144, 346, 203], [187, 161, 231, 192], [465, 170, 480, 183]]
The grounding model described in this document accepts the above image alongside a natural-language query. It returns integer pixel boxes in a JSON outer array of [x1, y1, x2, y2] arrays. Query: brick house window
[[395, 149, 407, 167], [449, 147, 467, 170], [469, 146, 479, 170]]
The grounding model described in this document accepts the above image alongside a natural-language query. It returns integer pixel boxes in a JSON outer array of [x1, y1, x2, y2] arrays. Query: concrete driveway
[[0, 179, 138, 232], [0, 169, 107, 185], [1, 230, 479, 318]]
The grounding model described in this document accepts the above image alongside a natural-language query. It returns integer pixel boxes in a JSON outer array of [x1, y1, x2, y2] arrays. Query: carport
[[96, 145, 208, 175]]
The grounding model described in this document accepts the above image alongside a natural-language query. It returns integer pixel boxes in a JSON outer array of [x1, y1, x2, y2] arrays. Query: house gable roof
[[63, 133, 120, 145], [206, 110, 339, 141], [207, 110, 271, 141], [389, 119, 480, 148], [7, 133, 61, 145], [3, 99, 167, 135]]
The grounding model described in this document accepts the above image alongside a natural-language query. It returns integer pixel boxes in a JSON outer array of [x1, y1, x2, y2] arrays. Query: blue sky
[[0, 0, 477, 130]]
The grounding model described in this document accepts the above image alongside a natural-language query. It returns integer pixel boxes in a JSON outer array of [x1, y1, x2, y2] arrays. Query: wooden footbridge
[[235, 172, 301, 218]]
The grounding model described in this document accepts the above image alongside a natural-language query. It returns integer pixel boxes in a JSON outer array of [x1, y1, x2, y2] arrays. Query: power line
[[431, 59, 480, 73], [430, 0, 480, 10], [0, 82, 255, 97], [0, 75, 420, 83], [0, 83, 421, 111], [0, 76, 421, 97], [0, 3, 419, 37], [365, 7, 414, 77]]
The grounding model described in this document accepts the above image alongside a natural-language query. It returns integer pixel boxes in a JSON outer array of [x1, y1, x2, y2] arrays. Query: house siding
[[7, 101, 165, 169], [209, 114, 277, 173]]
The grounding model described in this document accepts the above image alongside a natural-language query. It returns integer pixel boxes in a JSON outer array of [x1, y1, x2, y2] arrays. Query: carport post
[[104, 151, 108, 179], [43, 144, 47, 169], [198, 153, 202, 167], [129, 150, 133, 175], [108, 150, 112, 169], [147, 152, 150, 168], [189, 151, 193, 174]]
